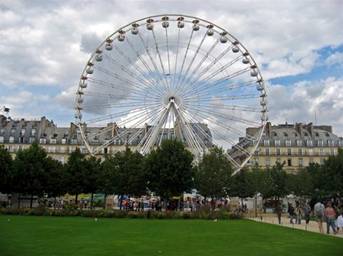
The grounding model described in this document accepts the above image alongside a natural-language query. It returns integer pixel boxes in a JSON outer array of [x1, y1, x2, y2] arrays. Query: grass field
[[0, 215, 342, 256]]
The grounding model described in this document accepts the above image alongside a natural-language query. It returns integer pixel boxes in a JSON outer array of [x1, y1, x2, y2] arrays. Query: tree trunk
[[75, 194, 78, 206], [103, 193, 107, 209], [54, 197, 57, 210], [119, 195, 123, 210], [30, 194, 34, 208], [90, 193, 94, 209], [17, 194, 21, 209]]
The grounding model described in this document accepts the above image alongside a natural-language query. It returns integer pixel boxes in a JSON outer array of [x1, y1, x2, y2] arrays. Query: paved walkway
[[248, 215, 343, 238]]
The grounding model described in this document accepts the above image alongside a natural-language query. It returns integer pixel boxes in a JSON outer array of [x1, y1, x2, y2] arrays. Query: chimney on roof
[[295, 123, 303, 136]]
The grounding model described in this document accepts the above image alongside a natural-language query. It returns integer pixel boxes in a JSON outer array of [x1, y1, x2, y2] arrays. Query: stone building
[[0, 115, 212, 162], [233, 122, 343, 173]]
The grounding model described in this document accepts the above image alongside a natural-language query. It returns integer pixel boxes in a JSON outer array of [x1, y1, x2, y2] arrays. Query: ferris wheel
[[74, 14, 267, 174]]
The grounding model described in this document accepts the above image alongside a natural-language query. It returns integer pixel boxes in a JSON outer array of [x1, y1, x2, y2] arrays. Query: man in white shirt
[[314, 201, 325, 233]]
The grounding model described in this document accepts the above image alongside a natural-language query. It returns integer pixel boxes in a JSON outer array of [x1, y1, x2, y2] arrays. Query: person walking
[[336, 211, 343, 234], [314, 201, 325, 233], [303, 203, 311, 225], [295, 202, 302, 224], [275, 201, 282, 224], [288, 203, 295, 224], [324, 201, 337, 234]]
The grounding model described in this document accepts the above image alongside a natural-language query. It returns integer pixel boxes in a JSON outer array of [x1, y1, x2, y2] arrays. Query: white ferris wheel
[[74, 14, 267, 174]]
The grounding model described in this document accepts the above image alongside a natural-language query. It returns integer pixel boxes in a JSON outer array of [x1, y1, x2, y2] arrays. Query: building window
[[287, 148, 292, 156], [39, 138, 46, 144], [21, 128, 25, 135], [296, 140, 303, 146], [31, 129, 36, 136], [308, 148, 313, 156], [331, 148, 336, 155], [9, 136, 14, 143], [306, 140, 313, 147], [265, 148, 270, 156], [287, 159, 292, 166], [0, 136, 4, 143], [264, 140, 270, 146], [299, 158, 303, 167], [327, 140, 335, 147], [320, 148, 324, 156], [0, 128, 4, 135], [285, 140, 291, 147], [276, 148, 281, 156], [50, 138, 57, 144], [298, 148, 303, 156], [61, 138, 67, 144], [265, 158, 271, 166], [29, 137, 35, 143], [317, 140, 323, 147], [275, 140, 281, 146]]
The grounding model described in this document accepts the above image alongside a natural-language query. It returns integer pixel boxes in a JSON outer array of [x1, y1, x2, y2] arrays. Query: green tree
[[101, 149, 146, 209], [64, 148, 86, 204], [0, 146, 13, 194], [83, 156, 102, 209], [286, 169, 313, 197], [44, 157, 65, 208], [145, 139, 193, 201], [229, 169, 254, 200], [319, 148, 343, 195], [195, 147, 233, 199], [12, 143, 49, 208]]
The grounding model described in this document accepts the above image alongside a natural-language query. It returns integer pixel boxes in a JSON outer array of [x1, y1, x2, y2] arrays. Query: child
[[336, 212, 343, 234]]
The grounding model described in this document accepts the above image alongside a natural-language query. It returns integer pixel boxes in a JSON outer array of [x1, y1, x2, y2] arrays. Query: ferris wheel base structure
[[74, 14, 268, 175]]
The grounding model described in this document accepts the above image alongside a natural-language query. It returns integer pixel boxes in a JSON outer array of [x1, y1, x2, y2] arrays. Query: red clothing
[[324, 207, 336, 218]]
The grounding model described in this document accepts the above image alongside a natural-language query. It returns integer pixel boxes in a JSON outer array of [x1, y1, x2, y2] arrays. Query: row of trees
[[1, 140, 342, 209]]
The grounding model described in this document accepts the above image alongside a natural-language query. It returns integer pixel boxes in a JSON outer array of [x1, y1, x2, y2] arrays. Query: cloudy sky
[[1, 0, 343, 135]]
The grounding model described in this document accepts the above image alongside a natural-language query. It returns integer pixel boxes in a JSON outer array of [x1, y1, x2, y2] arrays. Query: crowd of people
[[287, 198, 343, 235]]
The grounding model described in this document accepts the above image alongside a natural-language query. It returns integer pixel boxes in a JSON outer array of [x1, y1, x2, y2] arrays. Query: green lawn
[[0, 215, 342, 256]]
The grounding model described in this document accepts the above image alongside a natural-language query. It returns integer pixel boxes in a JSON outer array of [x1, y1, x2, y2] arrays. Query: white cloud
[[324, 52, 343, 67], [0, 0, 343, 133], [268, 77, 343, 136]]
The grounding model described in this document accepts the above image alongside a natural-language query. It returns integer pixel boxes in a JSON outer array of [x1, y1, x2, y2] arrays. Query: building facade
[[237, 122, 343, 173], [0, 115, 212, 162]]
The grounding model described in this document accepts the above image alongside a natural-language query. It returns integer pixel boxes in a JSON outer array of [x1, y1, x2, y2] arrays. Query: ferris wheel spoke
[[174, 29, 194, 94], [179, 39, 220, 94], [185, 104, 260, 130], [94, 66, 156, 96], [182, 79, 258, 102], [140, 106, 170, 154], [87, 78, 153, 99], [83, 101, 162, 112], [188, 45, 233, 87], [183, 112, 255, 160], [181, 65, 250, 99], [85, 107, 149, 124], [112, 44, 164, 97], [171, 28, 181, 90], [175, 32, 207, 95], [125, 37, 165, 95], [165, 28, 171, 76], [137, 33, 170, 91], [102, 53, 163, 97], [94, 106, 165, 153], [151, 30, 167, 78], [182, 109, 252, 157], [173, 104, 204, 158]]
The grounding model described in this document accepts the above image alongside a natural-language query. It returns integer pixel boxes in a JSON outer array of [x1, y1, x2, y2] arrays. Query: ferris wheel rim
[[74, 14, 268, 173]]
